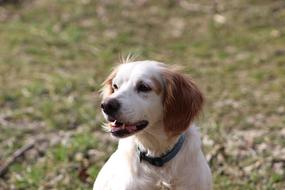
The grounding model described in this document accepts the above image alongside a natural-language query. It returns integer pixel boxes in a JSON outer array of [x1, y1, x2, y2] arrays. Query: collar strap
[[137, 134, 186, 167]]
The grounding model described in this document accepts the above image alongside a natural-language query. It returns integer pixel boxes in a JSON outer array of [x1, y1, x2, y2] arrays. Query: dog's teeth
[[122, 124, 125, 129]]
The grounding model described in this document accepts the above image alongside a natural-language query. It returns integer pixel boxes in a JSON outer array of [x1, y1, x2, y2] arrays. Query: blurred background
[[0, 0, 284, 189]]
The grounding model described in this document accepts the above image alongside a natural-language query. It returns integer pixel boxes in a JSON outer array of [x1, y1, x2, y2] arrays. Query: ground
[[0, 0, 284, 189]]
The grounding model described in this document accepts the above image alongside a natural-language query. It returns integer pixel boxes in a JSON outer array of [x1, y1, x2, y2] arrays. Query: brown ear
[[162, 69, 204, 136], [101, 67, 118, 99]]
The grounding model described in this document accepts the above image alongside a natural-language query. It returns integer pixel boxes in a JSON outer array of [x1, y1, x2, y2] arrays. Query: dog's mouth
[[109, 120, 149, 138]]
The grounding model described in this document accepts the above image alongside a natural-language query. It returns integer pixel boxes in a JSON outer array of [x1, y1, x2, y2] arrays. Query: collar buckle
[[138, 151, 146, 162]]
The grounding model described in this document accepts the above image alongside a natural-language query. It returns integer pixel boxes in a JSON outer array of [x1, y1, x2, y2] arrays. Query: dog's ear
[[101, 67, 118, 99], [162, 69, 204, 136]]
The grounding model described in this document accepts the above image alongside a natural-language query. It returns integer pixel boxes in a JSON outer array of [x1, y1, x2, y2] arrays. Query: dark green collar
[[137, 134, 186, 167]]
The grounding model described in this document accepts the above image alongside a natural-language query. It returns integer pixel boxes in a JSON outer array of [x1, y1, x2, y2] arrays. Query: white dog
[[93, 61, 212, 190]]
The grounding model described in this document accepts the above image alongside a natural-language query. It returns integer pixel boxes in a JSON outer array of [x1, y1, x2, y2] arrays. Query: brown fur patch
[[101, 67, 119, 99], [162, 69, 204, 137], [151, 77, 162, 95]]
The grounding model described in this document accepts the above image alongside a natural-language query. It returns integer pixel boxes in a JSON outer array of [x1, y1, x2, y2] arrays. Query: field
[[0, 0, 284, 189]]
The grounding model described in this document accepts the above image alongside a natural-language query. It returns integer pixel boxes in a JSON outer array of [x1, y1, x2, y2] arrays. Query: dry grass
[[0, 0, 284, 189]]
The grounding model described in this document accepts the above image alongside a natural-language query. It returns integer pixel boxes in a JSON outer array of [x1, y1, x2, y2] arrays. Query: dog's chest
[[130, 178, 174, 190], [128, 163, 178, 190]]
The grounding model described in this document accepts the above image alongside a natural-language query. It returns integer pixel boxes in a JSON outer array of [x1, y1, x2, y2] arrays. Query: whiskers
[[102, 122, 111, 133]]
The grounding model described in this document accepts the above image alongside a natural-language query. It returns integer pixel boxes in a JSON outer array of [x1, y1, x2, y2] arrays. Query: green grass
[[0, 0, 284, 189]]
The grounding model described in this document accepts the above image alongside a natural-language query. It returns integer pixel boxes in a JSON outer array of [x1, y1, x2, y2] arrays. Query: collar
[[137, 134, 186, 167]]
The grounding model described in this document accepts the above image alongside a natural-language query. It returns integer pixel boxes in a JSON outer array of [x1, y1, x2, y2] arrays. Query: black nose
[[101, 98, 121, 116]]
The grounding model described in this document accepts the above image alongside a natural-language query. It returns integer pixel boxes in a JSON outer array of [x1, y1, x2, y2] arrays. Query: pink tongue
[[126, 125, 137, 132], [111, 124, 137, 132]]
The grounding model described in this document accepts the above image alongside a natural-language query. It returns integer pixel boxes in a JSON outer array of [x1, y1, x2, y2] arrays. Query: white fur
[[94, 61, 212, 190]]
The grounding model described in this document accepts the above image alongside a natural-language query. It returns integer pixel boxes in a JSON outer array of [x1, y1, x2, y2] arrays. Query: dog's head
[[101, 61, 203, 138]]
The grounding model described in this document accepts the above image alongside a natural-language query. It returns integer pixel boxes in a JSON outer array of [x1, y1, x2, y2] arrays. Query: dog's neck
[[133, 121, 180, 157]]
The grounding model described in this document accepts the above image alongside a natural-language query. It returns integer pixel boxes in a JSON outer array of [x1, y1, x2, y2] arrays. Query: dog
[[93, 60, 212, 190]]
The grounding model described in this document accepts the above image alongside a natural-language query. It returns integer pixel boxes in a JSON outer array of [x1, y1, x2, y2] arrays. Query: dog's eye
[[137, 83, 152, 93], [112, 84, 118, 90]]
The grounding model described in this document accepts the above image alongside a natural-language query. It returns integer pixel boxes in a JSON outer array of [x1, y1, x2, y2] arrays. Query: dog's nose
[[101, 98, 121, 115]]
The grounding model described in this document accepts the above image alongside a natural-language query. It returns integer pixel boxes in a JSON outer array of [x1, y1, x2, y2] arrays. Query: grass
[[0, 0, 284, 189]]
